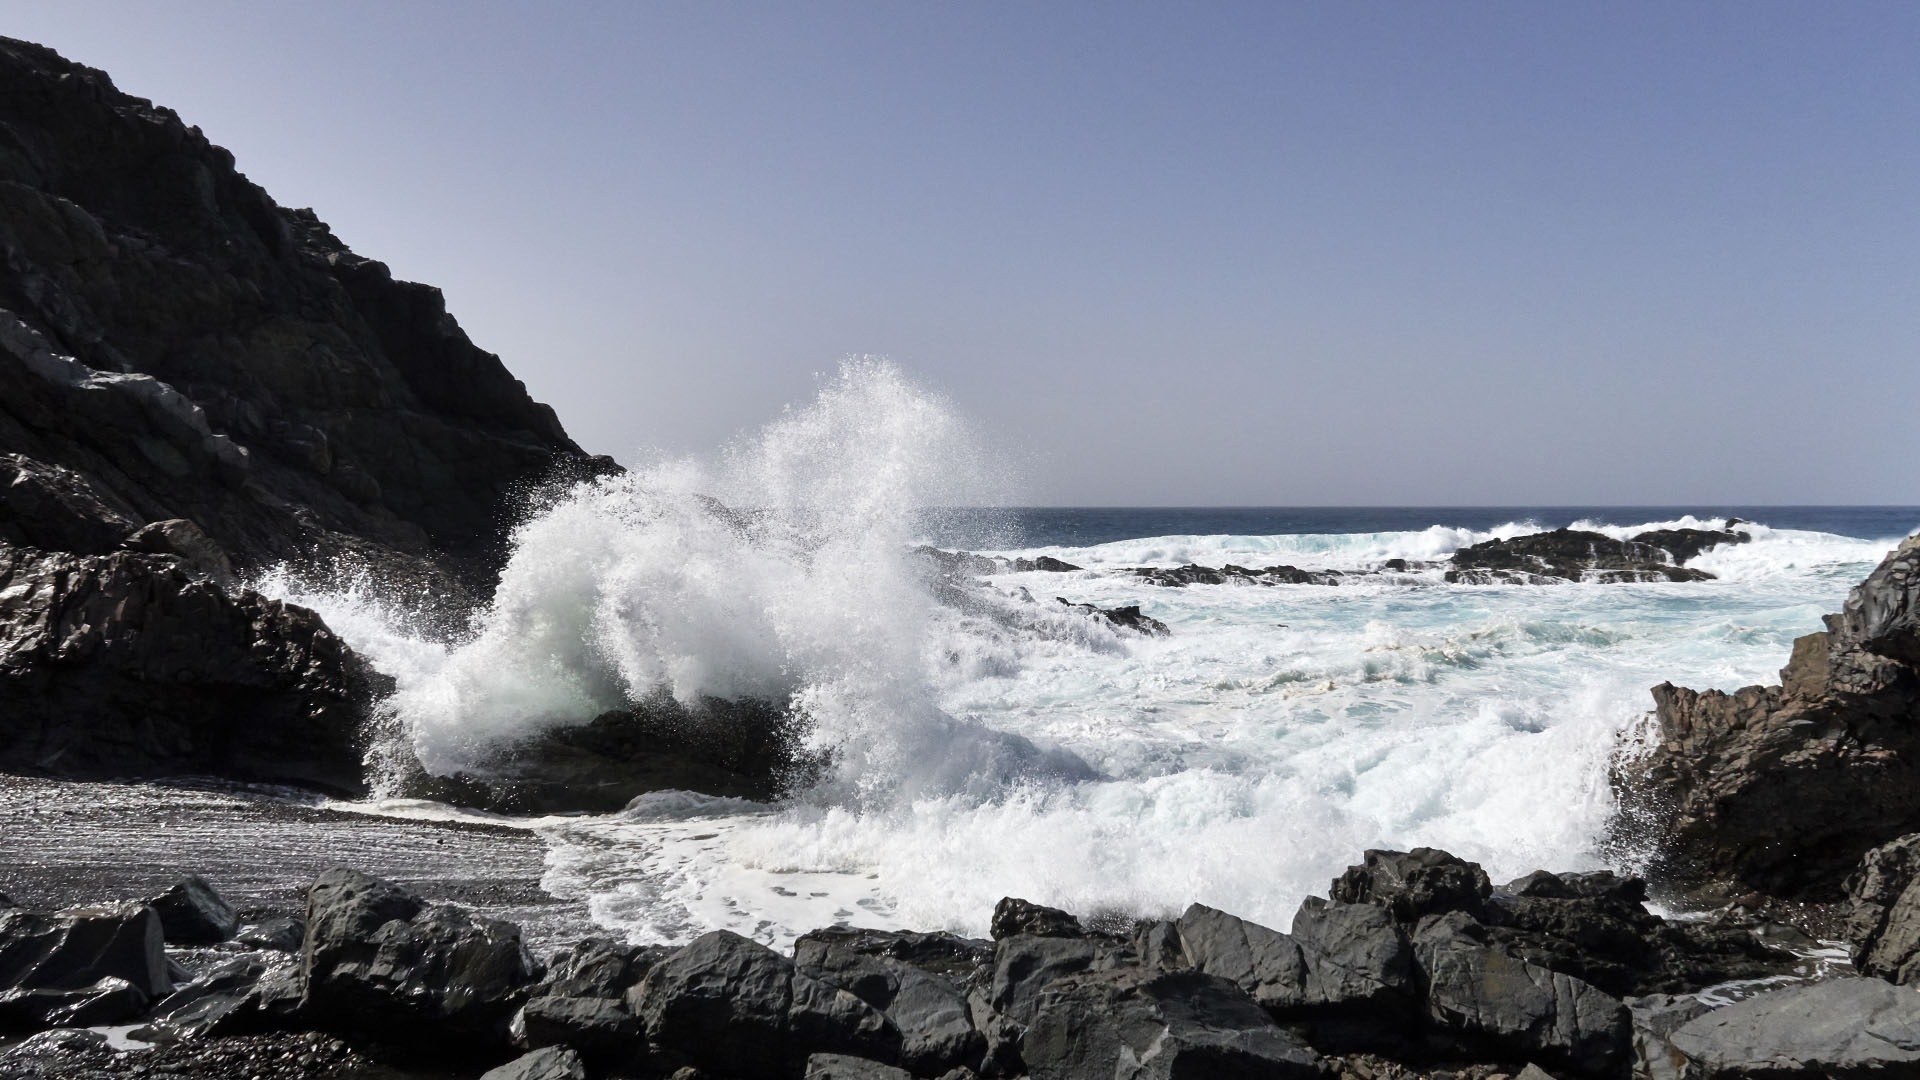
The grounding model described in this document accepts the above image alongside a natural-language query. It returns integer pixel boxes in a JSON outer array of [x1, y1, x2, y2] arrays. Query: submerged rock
[[1616, 536, 1920, 897], [1053, 598, 1170, 636]]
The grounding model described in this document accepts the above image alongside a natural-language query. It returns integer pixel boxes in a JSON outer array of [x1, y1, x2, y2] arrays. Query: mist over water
[[264, 363, 1914, 948]]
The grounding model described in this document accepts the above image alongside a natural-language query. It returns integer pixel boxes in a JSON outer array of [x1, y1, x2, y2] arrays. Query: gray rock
[[1667, 977, 1920, 1078], [1022, 968, 1321, 1080], [300, 867, 539, 1050], [1330, 847, 1492, 923], [236, 914, 307, 952], [1413, 911, 1631, 1079], [480, 1045, 588, 1080], [145, 874, 239, 944], [633, 929, 898, 1077], [0, 1027, 113, 1076], [1844, 831, 1920, 983], [122, 518, 234, 586], [1174, 903, 1309, 1010], [131, 954, 281, 1043], [0, 901, 170, 999], [0, 974, 150, 1030], [987, 934, 1109, 1029], [805, 1053, 915, 1080], [513, 994, 640, 1055], [797, 935, 984, 1076]]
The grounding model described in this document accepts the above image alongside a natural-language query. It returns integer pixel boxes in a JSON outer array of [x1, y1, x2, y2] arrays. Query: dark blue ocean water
[[925, 506, 1920, 551]]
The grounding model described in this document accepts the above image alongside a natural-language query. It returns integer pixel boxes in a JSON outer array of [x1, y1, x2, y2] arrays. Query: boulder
[[1173, 903, 1309, 1011], [0, 901, 170, 1000], [0, 542, 383, 794], [990, 897, 1083, 941], [1053, 599, 1170, 636], [1021, 968, 1321, 1080], [299, 867, 539, 1052], [797, 928, 987, 1075], [633, 929, 899, 1078], [1329, 847, 1493, 923], [0, 1028, 114, 1077], [805, 1054, 916, 1080], [1412, 912, 1631, 1079], [0, 974, 150, 1030], [236, 915, 307, 953], [144, 874, 239, 944], [1666, 977, 1920, 1078], [513, 935, 667, 1055], [481, 1046, 588, 1080], [1616, 537, 1920, 897], [1843, 831, 1920, 983], [130, 954, 284, 1043], [399, 692, 819, 813]]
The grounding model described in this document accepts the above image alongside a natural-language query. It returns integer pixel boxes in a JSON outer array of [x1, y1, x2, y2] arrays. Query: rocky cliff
[[0, 35, 608, 592], [1616, 536, 1920, 898]]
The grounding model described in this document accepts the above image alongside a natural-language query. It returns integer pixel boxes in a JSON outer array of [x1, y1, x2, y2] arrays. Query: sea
[[261, 363, 1920, 950]]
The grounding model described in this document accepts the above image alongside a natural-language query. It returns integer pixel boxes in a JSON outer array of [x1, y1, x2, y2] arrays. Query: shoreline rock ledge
[[1616, 535, 1920, 898]]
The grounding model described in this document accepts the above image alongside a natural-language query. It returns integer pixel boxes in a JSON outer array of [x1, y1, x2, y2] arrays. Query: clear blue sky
[[7, 3, 1916, 504]]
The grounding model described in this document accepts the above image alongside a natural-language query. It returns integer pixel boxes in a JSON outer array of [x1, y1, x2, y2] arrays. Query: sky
[[5, 3, 1916, 505]]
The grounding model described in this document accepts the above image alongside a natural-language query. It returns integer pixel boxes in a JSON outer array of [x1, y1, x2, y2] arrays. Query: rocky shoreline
[[2, 840, 1915, 1080], [6, 31, 1920, 1080]]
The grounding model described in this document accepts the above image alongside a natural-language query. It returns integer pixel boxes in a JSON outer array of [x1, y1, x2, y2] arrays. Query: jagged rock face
[[1842, 831, 1920, 984], [0, 36, 605, 587], [1616, 536, 1920, 898], [0, 542, 383, 794]]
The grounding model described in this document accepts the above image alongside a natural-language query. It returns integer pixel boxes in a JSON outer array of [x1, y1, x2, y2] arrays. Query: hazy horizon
[[6, 3, 1916, 505]]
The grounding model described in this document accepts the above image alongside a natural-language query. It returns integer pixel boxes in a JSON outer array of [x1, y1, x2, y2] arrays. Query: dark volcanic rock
[[1330, 848, 1494, 924], [0, 542, 383, 794], [1412, 912, 1631, 1079], [145, 874, 240, 944], [632, 929, 899, 1078], [1616, 536, 1920, 897], [1022, 968, 1321, 1080], [1054, 598, 1170, 636], [400, 691, 818, 813], [0, 37, 603, 587], [796, 928, 988, 1076], [1628, 527, 1750, 565], [1665, 977, 1920, 1078], [1130, 563, 1344, 587], [1447, 528, 1721, 584], [300, 867, 540, 1053], [991, 897, 1085, 941], [480, 1046, 588, 1080], [0, 901, 170, 1000]]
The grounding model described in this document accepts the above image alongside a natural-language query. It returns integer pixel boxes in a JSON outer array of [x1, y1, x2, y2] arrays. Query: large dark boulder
[[1412, 911, 1632, 1079], [1021, 968, 1321, 1080], [511, 937, 665, 1062], [1329, 847, 1493, 923], [632, 929, 899, 1079], [1616, 537, 1920, 898], [144, 875, 239, 945], [1665, 977, 1920, 1078], [400, 692, 819, 813], [0, 542, 381, 794], [796, 927, 989, 1076], [299, 867, 540, 1053], [0, 36, 603, 588], [0, 902, 170, 1001]]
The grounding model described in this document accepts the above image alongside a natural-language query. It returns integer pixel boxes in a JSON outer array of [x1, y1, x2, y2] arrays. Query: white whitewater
[[265, 362, 1906, 949]]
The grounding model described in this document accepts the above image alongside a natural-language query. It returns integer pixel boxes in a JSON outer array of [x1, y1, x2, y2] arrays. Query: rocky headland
[[5, 32, 1920, 1080]]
